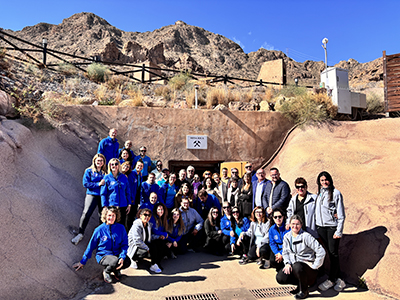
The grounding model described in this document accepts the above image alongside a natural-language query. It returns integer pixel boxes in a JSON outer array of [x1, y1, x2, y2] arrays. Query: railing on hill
[[0, 29, 284, 87]]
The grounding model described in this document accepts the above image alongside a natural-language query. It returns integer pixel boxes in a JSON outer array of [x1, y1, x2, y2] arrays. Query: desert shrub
[[168, 72, 193, 91], [279, 85, 307, 98], [276, 92, 337, 125], [127, 89, 143, 106], [366, 92, 384, 114], [94, 84, 115, 105], [243, 89, 253, 102], [86, 63, 110, 83], [263, 88, 275, 101], [106, 75, 129, 90], [24, 63, 40, 75], [155, 85, 172, 101], [0, 48, 10, 71], [185, 90, 195, 108], [58, 63, 78, 76], [206, 86, 228, 108]]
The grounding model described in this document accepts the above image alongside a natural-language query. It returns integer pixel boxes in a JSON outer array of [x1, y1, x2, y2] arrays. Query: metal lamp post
[[42, 38, 47, 66], [322, 38, 328, 89]]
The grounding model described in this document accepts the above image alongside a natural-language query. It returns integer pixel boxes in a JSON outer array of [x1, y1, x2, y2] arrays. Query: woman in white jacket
[[276, 215, 325, 299]]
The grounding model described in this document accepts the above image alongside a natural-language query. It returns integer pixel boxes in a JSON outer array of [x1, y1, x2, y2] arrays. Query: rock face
[[269, 118, 400, 299], [0, 12, 383, 89], [0, 90, 18, 117]]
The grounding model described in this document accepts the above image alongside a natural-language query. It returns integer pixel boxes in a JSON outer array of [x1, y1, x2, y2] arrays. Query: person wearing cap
[[157, 168, 170, 187], [133, 146, 152, 181]]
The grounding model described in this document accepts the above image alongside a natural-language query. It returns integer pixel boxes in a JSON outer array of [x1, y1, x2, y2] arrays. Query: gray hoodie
[[282, 230, 326, 269], [243, 220, 270, 247], [286, 192, 318, 238], [127, 218, 152, 259], [315, 188, 345, 237]]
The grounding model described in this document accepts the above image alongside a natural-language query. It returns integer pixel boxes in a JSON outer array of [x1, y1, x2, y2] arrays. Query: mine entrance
[[168, 160, 223, 177]]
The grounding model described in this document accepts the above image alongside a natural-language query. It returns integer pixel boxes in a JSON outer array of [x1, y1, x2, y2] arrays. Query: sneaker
[[294, 290, 309, 299], [71, 233, 83, 245], [334, 278, 346, 292], [103, 270, 112, 283], [259, 260, 270, 269], [171, 253, 177, 259], [239, 255, 249, 265], [114, 270, 121, 280], [318, 279, 334, 291], [150, 263, 162, 273], [130, 260, 138, 269], [256, 258, 263, 265]]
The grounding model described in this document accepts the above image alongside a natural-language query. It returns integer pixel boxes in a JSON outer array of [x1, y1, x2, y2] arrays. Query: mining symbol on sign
[[193, 141, 201, 147]]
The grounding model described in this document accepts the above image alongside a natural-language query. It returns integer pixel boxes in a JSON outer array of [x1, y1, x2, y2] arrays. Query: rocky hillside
[[0, 12, 382, 90]]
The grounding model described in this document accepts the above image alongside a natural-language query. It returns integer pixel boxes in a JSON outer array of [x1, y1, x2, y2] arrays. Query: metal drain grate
[[165, 293, 219, 300], [250, 286, 294, 298]]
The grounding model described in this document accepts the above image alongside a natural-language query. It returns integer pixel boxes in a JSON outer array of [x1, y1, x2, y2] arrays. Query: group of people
[[71, 128, 346, 299]]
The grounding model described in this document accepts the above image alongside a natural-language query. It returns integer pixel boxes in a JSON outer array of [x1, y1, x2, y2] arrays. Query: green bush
[[366, 92, 384, 114], [276, 92, 337, 125], [168, 72, 193, 91], [58, 63, 78, 76], [279, 85, 307, 98], [86, 63, 110, 83]]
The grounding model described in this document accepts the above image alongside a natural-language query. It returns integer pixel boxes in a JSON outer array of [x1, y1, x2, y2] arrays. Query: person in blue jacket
[[269, 207, 290, 271], [125, 159, 143, 230], [220, 201, 234, 253], [133, 146, 152, 180], [118, 140, 135, 158], [139, 192, 159, 212], [166, 208, 185, 257], [71, 154, 107, 246], [230, 206, 251, 255], [118, 148, 133, 166], [193, 189, 221, 220], [160, 173, 179, 213], [73, 206, 131, 283], [101, 158, 131, 229], [140, 172, 160, 206], [97, 128, 119, 164]]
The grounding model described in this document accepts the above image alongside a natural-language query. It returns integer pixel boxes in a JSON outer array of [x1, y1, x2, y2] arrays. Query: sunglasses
[[143, 213, 151, 217], [232, 171, 238, 173], [223, 206, 230, 209], [296, 185, 306, 189], [245, 166, 252, 169], [274, 215, 283, 219], [157, 164, 162, 167], [232, 211, 239, 214], [110, 163, 119, 166], [212, 211, 219, 214], [140, 149, 146, 152], [205, 173, 211, 175]]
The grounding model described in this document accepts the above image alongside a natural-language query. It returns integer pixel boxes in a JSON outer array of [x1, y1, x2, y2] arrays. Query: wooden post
[[383, 50, 388, 113], [141, 64, 145, 83]]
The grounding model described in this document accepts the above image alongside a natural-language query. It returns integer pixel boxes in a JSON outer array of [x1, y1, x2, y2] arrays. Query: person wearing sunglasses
[[73, 206, 131, 283], [133, 146, 152, 181], [230, 206, 250, 256], [286, 178, 317, 238], [269, 207, 290, 271], [127, 208, 162, 273], [101, 158, 131, 229], [153, 160, 163, 182], [186, 165, 196, 184], [220, 201, 235, 254], [97, 128, 119, 165]]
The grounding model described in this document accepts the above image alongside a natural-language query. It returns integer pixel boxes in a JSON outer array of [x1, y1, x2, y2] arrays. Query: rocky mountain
[[0, 12, 382, 90]]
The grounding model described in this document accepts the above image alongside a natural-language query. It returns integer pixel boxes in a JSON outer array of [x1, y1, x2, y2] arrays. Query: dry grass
[[106, 75, 129, 90], [263, 88, 275, 101], [155, 85, 172, 101], [185, 90, 195, 108], [126, 88, 143, 106], [206, 86, 228, 108]]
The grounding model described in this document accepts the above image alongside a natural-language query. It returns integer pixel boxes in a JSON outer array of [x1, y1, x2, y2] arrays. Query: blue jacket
[[140, 182, 160, 205], [160, 183, 179, 208], [167, 223, 183, 243], [193, 194, 221, 220], [151, 216, 168, 239], [230, 217, 251, 244], [133, 155, 152, 177], [220, 215, 233, 236], [80, 222, 128, 265], [82, 168, 105, 196], [269, 223, 290, 255], [127, 170, 142, 206], [101, 173, 131, 207], [97, 136, 119, 164]]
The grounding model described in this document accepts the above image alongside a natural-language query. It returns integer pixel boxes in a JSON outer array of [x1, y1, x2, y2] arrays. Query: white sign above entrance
[[187, 135, 208, 149]]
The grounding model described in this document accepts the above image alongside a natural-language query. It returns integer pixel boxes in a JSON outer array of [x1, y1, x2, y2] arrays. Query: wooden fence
[[383, 50, 400, 112], [0, 29, 283, 87]]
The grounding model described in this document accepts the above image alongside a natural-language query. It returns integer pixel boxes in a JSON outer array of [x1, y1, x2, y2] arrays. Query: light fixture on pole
[[321, 38, 328, 89], [194, 85, 199, 109]]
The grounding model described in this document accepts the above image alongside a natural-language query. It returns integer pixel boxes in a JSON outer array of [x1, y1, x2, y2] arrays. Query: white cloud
[[261, 42, 275, 51], [248, 31, 252, 35], [233, 37, 245, 49]]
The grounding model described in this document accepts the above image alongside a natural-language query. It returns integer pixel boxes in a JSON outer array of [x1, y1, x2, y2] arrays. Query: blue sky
[[1, 0, 399, 65]]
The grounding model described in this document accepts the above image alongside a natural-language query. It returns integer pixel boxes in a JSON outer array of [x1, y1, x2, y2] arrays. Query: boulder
[[0, 90, 18, 118]]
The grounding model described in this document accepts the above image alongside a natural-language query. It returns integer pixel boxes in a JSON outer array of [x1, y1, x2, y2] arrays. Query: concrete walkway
[[72, 252, 390, 300]]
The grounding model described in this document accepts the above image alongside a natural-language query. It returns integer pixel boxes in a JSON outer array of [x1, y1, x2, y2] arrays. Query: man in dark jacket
[[262, 168, 290, 215]]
